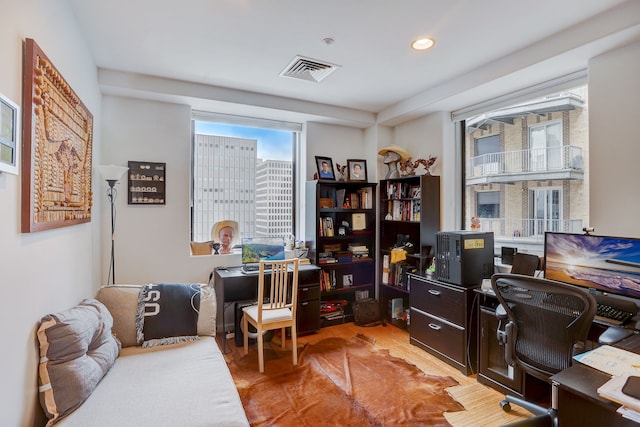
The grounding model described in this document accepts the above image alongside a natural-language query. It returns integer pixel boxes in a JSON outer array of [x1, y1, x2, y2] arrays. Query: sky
[[194, 121, 293, 161]]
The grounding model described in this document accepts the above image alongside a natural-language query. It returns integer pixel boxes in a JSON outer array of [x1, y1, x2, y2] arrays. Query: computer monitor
[[544, 232, 640, 299], [241, 237, 285, 266]]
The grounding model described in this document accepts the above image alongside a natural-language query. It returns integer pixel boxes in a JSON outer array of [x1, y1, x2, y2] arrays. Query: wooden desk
[[551, 334, 640, 426], [213, 264, 321, 350]]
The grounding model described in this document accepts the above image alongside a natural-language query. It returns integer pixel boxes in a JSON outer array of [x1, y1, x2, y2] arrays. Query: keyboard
[[595, 303, 635, 326]]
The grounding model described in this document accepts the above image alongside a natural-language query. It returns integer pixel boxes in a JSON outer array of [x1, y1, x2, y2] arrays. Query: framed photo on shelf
[[315, 156, 335, 180], [0, 91, 20, 175], [347, 159, 367, 181]]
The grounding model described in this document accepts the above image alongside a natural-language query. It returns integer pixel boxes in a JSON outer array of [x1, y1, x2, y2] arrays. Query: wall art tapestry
[[21, 38, 93, 232]]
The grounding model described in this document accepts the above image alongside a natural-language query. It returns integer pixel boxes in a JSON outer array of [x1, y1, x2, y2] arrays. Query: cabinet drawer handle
[[301, 301, 309, 306], [428, 289, 441, 296], [302, 287, 309, 291], [428, 323, 442, 330]]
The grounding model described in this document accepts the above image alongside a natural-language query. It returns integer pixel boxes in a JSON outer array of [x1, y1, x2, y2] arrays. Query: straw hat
[[211, 220, 239, 244], [378, 144, 411, 161]]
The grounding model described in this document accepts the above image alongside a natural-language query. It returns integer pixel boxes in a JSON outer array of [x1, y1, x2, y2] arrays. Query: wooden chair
[[242, 258, 299, 373]]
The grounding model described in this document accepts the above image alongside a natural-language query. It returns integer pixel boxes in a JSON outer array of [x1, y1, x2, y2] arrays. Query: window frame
[[190, 112, 302, 244]]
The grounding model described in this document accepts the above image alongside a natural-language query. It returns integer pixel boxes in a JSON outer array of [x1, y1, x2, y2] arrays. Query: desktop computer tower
[[435, 231, 494, 287]]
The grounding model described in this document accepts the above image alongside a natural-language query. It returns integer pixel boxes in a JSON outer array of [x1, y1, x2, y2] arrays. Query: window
[[477, 191, 499, 218], [191, 113, 301, 244], [459, 84, 589, 254]]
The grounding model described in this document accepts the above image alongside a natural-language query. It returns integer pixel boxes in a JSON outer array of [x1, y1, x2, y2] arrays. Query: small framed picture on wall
[[0, 92, 20, 175], [347, 159, 367, 182]]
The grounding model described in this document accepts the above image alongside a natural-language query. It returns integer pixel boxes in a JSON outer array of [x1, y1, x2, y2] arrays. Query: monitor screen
[[241, 237, 285, 264], [544, 232, 640, 299]]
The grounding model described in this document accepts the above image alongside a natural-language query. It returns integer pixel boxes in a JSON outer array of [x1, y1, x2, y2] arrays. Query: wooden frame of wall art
[[21, 38, 94, 232]]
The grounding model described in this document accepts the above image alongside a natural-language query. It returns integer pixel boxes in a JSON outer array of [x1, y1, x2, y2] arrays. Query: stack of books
[[318, 251, 337, 264], [348, 243, 369, 260]]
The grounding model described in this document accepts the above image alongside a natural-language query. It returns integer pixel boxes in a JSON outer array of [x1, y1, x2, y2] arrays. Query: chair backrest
[[510, 252, 540, 276], [256, 258, 299, 322], [491, 273, 596, 381]]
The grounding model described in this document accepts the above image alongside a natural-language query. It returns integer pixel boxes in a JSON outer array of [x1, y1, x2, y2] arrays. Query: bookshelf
[[305, 180, 377, 327], [378, 174, 440, 329]]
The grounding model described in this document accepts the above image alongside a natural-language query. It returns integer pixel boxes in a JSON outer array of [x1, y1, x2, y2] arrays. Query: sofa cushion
[[135, 283, 200, 347], [96, 283, 216, 347], [37, 299, 121, 426]]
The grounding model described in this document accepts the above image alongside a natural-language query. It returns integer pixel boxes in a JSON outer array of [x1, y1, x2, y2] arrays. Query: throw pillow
[[37, 299, 120, 426], [96, 283, 216, 347], [135, 283, 201, 347]]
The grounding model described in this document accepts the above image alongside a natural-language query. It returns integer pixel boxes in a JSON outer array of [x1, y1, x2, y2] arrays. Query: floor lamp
[[97, 164, 129, 285]]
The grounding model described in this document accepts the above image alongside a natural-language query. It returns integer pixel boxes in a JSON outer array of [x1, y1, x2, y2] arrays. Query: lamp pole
[[97, 164, 129, 286], [106, 179, 117, 285]]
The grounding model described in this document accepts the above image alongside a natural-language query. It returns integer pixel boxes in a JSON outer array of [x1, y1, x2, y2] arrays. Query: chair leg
[[291, 324, 297, 366], [281, 327, 286, 349], [257, 326, 264, 373], [242, 314, 249, 355]]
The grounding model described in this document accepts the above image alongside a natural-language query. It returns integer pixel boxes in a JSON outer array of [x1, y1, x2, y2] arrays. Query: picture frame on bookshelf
[[315, 156, 336, 180], [343, 274, 353, 288], [347, 159, 367, 182]]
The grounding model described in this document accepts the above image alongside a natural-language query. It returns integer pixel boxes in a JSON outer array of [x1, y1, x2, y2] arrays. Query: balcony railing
[[467, 145, 583, 182], [473, 218, 583, 243]]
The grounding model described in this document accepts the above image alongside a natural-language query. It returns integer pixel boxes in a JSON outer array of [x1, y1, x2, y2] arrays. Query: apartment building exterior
[[465, 87, 589, 254]]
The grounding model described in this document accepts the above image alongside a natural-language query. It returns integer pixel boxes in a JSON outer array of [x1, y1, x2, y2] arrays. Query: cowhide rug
[[227, 334, 464, 426]]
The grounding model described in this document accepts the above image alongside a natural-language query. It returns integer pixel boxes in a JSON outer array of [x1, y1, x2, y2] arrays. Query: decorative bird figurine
[[336, 163, 347, 181]]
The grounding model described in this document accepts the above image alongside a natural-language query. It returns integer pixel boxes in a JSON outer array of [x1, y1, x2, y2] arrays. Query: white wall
[[0, 2, 103, 426], [589, 41, 640, 238], [100, 104, 374, 285], [391, 112, 459, 231], [101, 96, 231, 283]]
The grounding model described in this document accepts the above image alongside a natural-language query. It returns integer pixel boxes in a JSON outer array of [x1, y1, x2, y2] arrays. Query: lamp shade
[[96, 164, 129, 182]]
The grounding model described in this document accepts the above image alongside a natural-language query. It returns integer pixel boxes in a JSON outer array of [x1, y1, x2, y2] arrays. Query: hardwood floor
[[223, 322, 533, 426]]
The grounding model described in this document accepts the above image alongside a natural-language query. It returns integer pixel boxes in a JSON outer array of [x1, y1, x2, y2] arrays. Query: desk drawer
[[299, 285, 320, 301], [410, 277, 465, 325], [411, 308, 465, 365]]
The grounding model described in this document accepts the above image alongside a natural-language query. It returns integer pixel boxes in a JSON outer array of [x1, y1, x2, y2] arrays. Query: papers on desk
[[577, 346, 640, 421], [598, 375, 640, 422], [573, 345, 640, 377]]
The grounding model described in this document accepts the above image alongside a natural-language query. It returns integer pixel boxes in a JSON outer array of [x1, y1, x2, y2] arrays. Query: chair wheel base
[[500, 400, 512, 412]]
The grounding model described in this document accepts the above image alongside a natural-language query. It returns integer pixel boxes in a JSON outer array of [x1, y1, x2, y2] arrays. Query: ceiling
[[67, 0, 639, 127]]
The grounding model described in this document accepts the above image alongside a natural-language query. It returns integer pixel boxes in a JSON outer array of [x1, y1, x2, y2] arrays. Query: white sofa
[[36, 284, 249, 427]]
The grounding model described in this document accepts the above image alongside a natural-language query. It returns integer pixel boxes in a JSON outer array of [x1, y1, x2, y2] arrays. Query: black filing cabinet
[[409, 274, 478, 375], [297, 269, 321, 335]]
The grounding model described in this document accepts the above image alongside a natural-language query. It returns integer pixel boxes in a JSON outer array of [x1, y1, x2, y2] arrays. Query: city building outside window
[[191, 114, 300, 246]]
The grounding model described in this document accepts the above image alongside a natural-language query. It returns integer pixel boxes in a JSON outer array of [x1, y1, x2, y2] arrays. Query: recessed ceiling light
[[411, 38, 435, 51]]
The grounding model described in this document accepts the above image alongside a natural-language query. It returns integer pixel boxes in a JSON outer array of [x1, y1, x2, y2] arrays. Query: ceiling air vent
[[280, 55, 340, 83]]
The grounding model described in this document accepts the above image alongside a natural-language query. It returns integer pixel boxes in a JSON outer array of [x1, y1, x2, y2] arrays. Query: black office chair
[[492, 273, 597, 427]]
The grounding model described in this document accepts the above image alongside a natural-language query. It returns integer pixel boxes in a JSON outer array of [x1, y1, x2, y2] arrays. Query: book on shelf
[[382, 254, 390, 285], [348, 243, 368, 252], [318, 257, 338, 264], [320, 216, 334, 237], [335, 188, 346, 208], [356, 187, 373, 209], [319, 270, 337, 291], [390, 298, 404, 320]]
